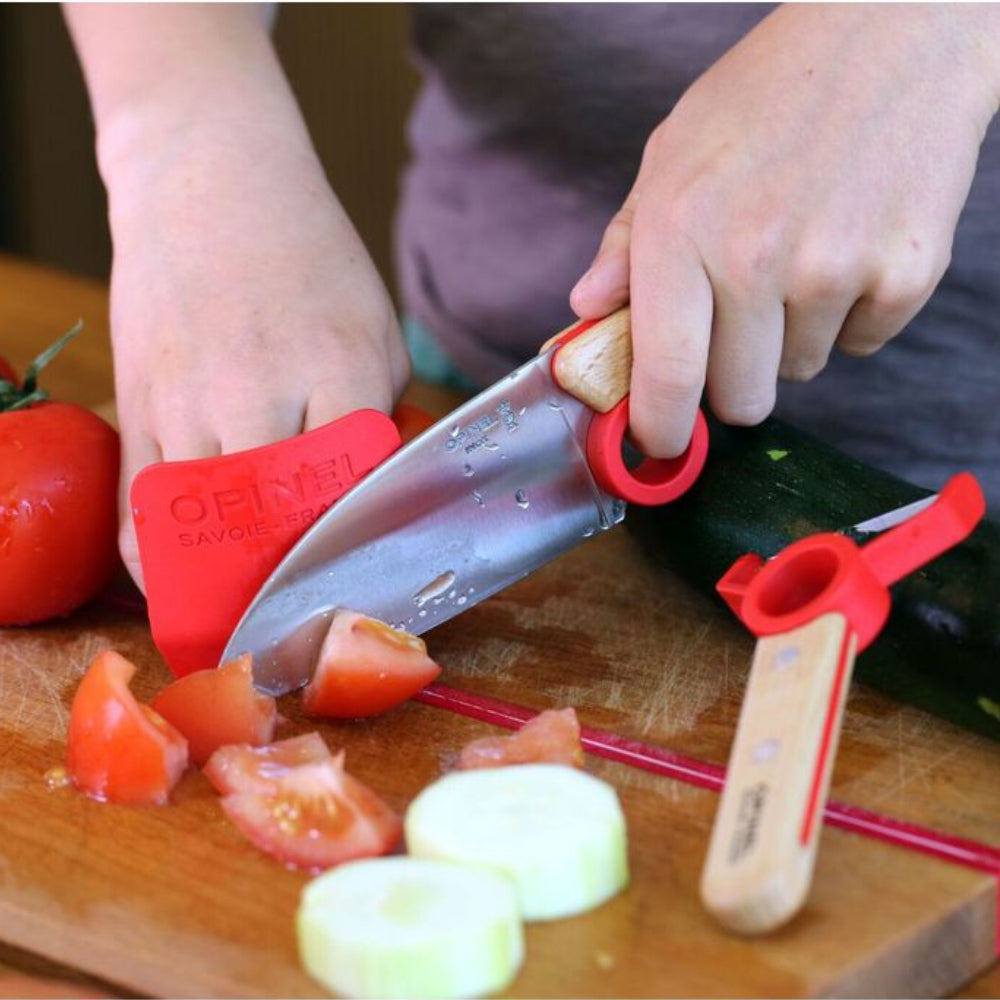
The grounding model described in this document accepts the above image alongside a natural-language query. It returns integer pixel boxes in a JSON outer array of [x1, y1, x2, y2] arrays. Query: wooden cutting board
[[1, 255, 998, 998]]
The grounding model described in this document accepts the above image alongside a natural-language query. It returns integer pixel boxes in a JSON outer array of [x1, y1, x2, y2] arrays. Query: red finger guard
[[131, 410, 401, 678], [587, 400, 709, 505], [716, 472, 986, 649], [550, 317, 709, 505]]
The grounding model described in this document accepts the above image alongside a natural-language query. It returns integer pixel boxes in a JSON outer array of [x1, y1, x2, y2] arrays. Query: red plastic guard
[[131, 409, 400, 677]]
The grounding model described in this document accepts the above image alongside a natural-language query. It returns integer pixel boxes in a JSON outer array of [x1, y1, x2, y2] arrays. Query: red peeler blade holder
[[701, 472, 986, 936]]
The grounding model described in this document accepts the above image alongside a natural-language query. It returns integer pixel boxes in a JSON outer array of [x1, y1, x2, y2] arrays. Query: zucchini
[[405, 764, 630, 921], [628, 417, 1000, 742], [298, 857, 523, 999]]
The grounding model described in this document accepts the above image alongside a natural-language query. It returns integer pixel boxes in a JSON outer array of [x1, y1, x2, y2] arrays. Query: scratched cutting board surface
[[0, 255, 998, 998]]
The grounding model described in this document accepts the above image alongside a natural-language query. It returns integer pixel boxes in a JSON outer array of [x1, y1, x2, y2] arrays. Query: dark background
[[0, 3, 418, 292]]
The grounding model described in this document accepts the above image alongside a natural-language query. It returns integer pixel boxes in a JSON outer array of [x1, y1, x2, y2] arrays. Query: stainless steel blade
[[222, 352, 626, 694], [851, 494, 937, 535]]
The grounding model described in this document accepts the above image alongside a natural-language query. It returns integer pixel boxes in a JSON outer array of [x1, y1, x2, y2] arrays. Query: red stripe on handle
[[800, 630, 854, 845]]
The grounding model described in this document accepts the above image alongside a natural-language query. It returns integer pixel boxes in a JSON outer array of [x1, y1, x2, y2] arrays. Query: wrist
[[96, 63, 325, 243], [97, 57, 292, 183], [65, 5, 294, 184]]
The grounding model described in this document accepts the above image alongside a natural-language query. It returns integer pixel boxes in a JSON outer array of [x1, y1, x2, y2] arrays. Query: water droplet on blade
[[456, 595, 468, 606], [514, 489, 530, 510], [471, 490, 485, 507], [462, 463, 475, 477], [412, 570, 457, 607]]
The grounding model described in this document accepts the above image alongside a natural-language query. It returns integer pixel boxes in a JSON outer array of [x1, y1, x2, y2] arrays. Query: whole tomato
[[0, 326, 120, 625]]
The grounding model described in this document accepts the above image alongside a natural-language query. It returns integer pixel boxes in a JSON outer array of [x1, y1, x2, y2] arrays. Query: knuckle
[[779, 357, 827, 382], [635, 354, 704, 405], [787, 247, 856, 303], [837, 336, 885, 359], [711, 390, 775, 427], [869, 247, 949, 313], [600, 213, 634, 250], [653, 191, 701, 236], [716, 225, 786, 292]]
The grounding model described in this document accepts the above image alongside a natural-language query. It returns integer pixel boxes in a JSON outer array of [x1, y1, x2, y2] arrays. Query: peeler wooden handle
[[700, 612, 857, 935]]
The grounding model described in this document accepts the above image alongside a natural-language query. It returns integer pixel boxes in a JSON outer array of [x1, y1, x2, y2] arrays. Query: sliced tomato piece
[[221, 752, 402, 872], [391, 402, 436, 444], [150, 654, 277, 766], [66, 650, 189, 805], [203, 732, 332, 796], [458, 707, 585, 771], [303, 610, 442, 719]]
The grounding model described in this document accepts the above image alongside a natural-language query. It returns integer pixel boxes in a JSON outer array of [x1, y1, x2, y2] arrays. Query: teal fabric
[[403, 315, 482, 392]]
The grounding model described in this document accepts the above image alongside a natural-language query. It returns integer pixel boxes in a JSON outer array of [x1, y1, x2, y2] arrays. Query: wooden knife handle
[[547, 307, 632, 414], [700, 612, 857, 935]]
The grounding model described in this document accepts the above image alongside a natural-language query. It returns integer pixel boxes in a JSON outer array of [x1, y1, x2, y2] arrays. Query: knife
[[221, 307, 709, 694]]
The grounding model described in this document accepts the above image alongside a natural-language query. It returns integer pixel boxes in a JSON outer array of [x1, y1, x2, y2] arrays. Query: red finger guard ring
[[550, 316, 709, 506]]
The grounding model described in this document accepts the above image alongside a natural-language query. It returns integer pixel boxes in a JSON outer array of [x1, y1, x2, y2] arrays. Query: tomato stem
[[1, 320, 83, 412]]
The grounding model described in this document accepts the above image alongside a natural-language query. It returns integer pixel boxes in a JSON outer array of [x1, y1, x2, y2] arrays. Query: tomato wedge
[[204, 732, 331, 796], [303, 611, 442, 719], [67, 650, 189, 805], [458, 708, 585, 770], [220, 751, 403, 871], [151, 654, 277, 766]]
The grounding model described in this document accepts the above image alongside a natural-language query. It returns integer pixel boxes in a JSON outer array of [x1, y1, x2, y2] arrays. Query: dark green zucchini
[[627, 417, 1000, 742]]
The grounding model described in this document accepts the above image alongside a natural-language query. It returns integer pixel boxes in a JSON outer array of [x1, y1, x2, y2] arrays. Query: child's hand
[[571, 4, 1000, 458], [108, 124, 408, 590], [66, 7, 409, 589]]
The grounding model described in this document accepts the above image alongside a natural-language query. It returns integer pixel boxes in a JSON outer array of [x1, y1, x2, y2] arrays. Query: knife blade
[[221, 309, 707, 695]]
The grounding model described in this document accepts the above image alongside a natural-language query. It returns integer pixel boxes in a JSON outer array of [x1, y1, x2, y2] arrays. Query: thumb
[[569, 189, 638, 320]]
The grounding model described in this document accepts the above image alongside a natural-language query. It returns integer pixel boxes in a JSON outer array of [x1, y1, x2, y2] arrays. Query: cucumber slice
[[405, 763, 629, 921], [297, 857, 523, 999]]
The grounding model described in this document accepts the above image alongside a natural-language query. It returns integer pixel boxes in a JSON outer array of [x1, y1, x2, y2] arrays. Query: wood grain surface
[[0, 255, 998, 998], [700, 614, 858, 936], [550, 307, 632, 413]]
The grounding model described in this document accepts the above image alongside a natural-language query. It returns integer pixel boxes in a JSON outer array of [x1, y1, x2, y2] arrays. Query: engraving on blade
[[223, 354, 625, 694]]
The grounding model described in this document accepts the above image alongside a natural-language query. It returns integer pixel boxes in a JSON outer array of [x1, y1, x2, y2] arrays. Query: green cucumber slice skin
[[405, 765, 630, 922], [298, 857, 524, 1000], [627, 416, 1000, 742]]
